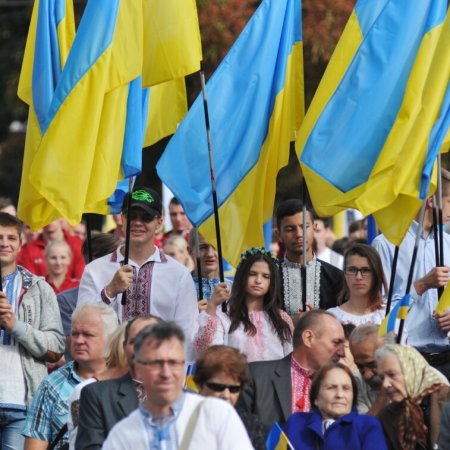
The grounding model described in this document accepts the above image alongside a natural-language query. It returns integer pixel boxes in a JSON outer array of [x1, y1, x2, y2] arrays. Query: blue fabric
[[22, 361, 81, 448], [1, 270, 18, 346], [0, 407, 27, 450], [283, 407, 387, 449], [373, 221, 450, 352]]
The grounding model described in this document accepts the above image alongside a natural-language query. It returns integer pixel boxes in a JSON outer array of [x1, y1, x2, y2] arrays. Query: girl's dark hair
[[310, 362, 358, 410], [228, 251, 292, 344], [338, 244, 386, 311]]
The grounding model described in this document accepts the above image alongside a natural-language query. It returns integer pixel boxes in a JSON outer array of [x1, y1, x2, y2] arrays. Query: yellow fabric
[[297, 10, 450, 246], [200, 44, 304, 266], [26, 0, 142, 229], [436, 283, 450, 314], [142, 0, 202, 87], [143, 78, 188, 148]]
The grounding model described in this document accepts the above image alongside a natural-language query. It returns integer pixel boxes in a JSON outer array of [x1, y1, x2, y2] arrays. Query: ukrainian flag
[[17, 0, 75, 229], [266, 423, 294, 450], [379, 294, 410, 337], [297, 0, 450, 246], [436, 285, 450, 315], [23, 0, 143, 229], [157, 0, 304, 266]]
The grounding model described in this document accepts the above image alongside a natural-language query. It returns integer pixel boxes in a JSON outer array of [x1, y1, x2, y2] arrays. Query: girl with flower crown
[[193, 248, 294, 362]]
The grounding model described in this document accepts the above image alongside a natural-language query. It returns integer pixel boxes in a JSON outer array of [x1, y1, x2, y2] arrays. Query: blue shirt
[[373, 221, 450, 352], [191, 276, 232, 301], [22, 361, 81, 448]]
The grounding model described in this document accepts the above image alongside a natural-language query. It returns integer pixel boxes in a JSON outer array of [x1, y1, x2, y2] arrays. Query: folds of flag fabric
[[297, 0, 450, 246], [22, 0, 143, 229], [266, 423, 293, 450], [379, 294, 410, 336], [17, 0, 75, 229], [184, 363, 199, 392], [436, 286, 450, 315], [142, 0, 202, 87], [157, 0, 304, 266]]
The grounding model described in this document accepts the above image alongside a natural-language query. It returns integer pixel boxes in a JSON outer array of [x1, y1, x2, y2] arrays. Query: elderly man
[[0, 212, 65, 450], [103, 322, 252, 449], [76, 314, 161, 450], [237, 310, 345, 432], [22, 302, 118, 449]]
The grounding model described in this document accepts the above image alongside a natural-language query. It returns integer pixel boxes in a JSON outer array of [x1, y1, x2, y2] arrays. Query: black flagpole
[[199, 62, 226, 313], [121, 177, 133, 306], [85, 214, 93, 263], [301, 177, 307, 312], [193, 228, 204, 301], [438, 157, 444, 299], [397, 199, 427, 344], [432, 194, 443, 299], [385, 246, 399, 315]]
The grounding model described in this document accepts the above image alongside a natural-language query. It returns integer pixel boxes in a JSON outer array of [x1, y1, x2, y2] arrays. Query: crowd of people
[[1, 171, 450, 449]]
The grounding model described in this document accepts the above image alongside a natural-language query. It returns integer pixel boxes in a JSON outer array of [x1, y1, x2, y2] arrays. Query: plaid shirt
[[22, 361, 81, 448]]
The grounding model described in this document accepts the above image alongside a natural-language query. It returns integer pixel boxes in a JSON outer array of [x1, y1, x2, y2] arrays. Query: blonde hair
[[102, 321, 128, 368], [163, 235, 194, 270]]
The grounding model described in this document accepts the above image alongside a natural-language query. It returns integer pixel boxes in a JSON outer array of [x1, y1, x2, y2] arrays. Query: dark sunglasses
[[205, 381, 241, 394], [123, 210, 155, 223]]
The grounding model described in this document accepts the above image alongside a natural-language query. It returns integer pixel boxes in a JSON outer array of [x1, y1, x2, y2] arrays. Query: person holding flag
[[372, 170, 450, 380]]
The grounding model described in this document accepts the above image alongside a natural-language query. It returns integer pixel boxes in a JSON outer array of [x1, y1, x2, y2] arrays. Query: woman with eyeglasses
[[193, 247, 294, 362], [194, 345, 266, 450], [327, 244, 386, 326]]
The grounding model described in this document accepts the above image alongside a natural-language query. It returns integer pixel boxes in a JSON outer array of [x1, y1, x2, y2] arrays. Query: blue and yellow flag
[[184, 363, 199, 392], [157, 0, 304, 266], [22, 0, 143, 229], [436, 285, 450, 315], [142, 0, 202, 87], [297, 0, 450, 246], [379, 294, 410, 337], [266, 423, 294, 450], [17, 0, 75, 229]]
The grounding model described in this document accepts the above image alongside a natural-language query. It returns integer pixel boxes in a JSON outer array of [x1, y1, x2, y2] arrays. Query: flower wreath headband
[[237, 247, 280, 269]]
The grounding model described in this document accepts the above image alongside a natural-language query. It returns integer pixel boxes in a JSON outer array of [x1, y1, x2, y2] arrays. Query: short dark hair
[[441, 168, 450, 197], [310, 362, 358, 410], [169, 197, 181, 207], [0, 197, 14, 210], [82, 232, 123, 263], [0, 212, 22, 236], [342, 323, 356, 341], [276, 199, 313, 230], [133, 321, 185, 361], [293, 310, 336, 348], [193, 345, 251, 389], [124, 314, 163, 345]]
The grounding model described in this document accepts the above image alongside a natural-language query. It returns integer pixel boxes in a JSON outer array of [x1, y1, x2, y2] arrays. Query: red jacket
[[17, 230, 85, 280]]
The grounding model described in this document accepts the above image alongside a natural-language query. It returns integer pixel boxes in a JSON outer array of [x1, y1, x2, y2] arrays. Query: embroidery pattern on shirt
[[291, 356, 315, 413]]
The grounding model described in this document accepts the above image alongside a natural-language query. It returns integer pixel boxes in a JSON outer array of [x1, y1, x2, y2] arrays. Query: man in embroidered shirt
[[187, 229, 232, 312], [237, 310, 345, 433], [76, 314, 162, 450], [103, 321, 252, 449], [77, 187, 198, 351], [372, 169, 450, 380], [0, 212, 65, 450], [22, 302, 118, 449], [276, 200, 343, 324]]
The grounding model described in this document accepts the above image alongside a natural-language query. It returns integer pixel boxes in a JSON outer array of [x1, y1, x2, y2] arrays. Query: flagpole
[[192, 228, 204, 300], [396, 199, 427, 344], [438, 157, 444, 299], [301, 177, 307, 312], [385, 246, 399, 315], [121, 177, 133, 307], [199, 62, 226, 313], [85, 214, 93, 263], [432, 194, 443, 299]]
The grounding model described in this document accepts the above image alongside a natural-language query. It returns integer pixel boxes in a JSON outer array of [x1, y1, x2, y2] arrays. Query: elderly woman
[[284, 362, 387, 449], [375, 344, 450, 450], [194, 345, 266, 450]]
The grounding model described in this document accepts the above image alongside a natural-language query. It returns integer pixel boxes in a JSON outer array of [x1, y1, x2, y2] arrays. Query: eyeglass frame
[[205, 381, 242, 394], [343, 266, 373, 277], [136, 359, 186, 372]]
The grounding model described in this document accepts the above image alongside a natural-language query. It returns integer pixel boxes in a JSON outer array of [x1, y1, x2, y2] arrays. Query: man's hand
[[198, 299, 208, 313], [0, 292, 16, 331], [414, 266, 450, 296], [292, 302, 315, 327], [205, 283, 230, 316], [105, 264, 134, 298], [434, 309, 450, 332]]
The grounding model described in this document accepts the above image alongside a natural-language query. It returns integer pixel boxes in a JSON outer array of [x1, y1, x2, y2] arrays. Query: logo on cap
[[132, 190, 154, 203]]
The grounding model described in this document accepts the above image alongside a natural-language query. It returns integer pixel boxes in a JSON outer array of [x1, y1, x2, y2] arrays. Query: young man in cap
[[77, 187, 198, 350]]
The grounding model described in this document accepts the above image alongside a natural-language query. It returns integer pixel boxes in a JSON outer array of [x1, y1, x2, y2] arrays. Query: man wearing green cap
[[77, 187, 198, 350]]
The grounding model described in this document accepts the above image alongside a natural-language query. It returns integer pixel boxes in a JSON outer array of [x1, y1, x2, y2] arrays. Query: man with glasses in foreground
[[77, 187, 198, 352], [103, 322, 252, 449]]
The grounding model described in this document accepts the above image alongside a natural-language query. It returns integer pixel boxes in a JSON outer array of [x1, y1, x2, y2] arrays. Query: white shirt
[[102, 393, 253, 450], [78, 246, 199, 348], [327, 306, 385, 326], [317, 247, 344, 270]]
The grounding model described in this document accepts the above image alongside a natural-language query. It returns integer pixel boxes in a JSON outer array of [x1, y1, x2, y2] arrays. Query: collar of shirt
[[111, 245, 166, 267], [291, 355, 315, 379]]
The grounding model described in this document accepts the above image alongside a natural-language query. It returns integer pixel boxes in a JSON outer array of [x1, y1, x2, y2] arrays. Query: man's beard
[[367, 374, 382, 390]]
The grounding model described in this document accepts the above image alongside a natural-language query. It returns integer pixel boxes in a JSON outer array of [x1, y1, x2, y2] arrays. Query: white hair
[[72, 302, 119, 340]]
